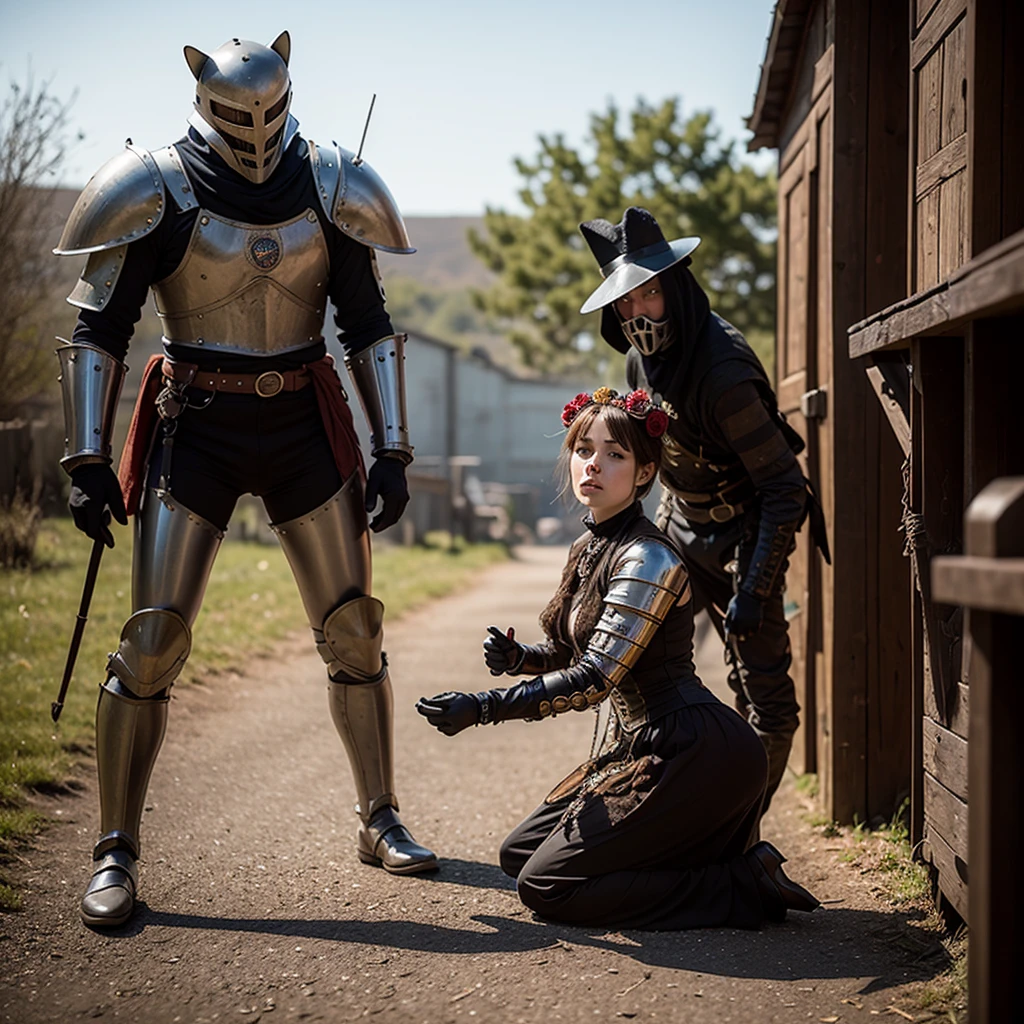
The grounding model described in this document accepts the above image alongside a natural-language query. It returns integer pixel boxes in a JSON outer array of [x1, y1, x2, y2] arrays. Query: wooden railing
[[932, 477, 1024, 1024]]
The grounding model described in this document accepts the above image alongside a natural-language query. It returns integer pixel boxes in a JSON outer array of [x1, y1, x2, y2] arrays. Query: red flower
[[646, 409, 669, 438], [561, 392, 593, 427], [625, 388, 651, 414]]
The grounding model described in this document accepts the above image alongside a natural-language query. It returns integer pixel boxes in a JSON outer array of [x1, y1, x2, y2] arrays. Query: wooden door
[[775, 69, 833, 779]]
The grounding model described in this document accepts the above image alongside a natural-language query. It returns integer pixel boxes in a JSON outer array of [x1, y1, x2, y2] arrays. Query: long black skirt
[[499, 698, 772, 930]]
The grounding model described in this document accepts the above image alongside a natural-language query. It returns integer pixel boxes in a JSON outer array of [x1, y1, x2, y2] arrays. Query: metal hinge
[[800, 387, 828, 420]]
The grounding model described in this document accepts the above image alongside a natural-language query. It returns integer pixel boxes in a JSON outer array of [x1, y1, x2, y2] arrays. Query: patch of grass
[[793, 772, 819, 799], [0, 517, 509, 907], [911, 929, 967, 1021]]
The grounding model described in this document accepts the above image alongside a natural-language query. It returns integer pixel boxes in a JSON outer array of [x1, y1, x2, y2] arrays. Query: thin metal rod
[[354, 93, 377, 165], [51, 534, 106, 723]]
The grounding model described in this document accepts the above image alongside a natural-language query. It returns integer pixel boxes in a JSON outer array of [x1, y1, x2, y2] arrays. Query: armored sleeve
[[474, 539, 689, 723], [712, 381, 807, 598]]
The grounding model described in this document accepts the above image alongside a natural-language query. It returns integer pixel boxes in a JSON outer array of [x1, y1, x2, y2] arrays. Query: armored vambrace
[[345, 334, 414, 464], [56, 342, 126, 472], [475, 539, 688, 722], [738, 518, 799, 601]]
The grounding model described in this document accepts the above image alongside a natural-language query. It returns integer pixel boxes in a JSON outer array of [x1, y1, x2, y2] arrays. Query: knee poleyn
[[318, 595, 386, 682], [106, 608, 191, 699]]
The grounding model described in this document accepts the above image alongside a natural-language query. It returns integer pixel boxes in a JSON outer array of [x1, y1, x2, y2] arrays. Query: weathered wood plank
[[916, 0, 941, 30], [932, 556, 1024, 615], [829, 0, 872, 822], [938, 169, 968, 280], [966, 0, 1001, 257], [940, 16, 967, 147], [849, 231, 1024, 355], [916, 49, 944, 164], [785, 171, 811, 379], [922, 820, 969, 921], [924, 680, 969, 740], [911, 0, 967, 69], [922, 717, 968, 801], [915, 134, 967, 198], [864, 365, 911, 456], [924, 770, 968, 859], [916, 190, 941, 291]]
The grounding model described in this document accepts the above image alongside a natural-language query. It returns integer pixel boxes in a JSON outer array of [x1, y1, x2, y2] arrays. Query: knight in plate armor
[[55, 32, 437, 929], [416, 391, 819, 929], [576, 208, 830, 826]]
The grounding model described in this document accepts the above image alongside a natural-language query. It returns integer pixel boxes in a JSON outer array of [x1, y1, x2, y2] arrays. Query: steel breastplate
[[153, 207, 329, 357]]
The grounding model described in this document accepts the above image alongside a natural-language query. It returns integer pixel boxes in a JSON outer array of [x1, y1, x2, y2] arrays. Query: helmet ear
[[184, 45, 209, 80], [269, 31, 291, 66]]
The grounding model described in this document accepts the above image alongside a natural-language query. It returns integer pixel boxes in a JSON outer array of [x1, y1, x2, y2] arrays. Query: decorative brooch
[[561, 387, 670, 438]]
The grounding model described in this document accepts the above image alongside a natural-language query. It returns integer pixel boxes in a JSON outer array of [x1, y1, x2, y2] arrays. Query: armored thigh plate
[[133, 488, 223, 626], [271, 475, 371, 631], [107, 608, 191, 699]]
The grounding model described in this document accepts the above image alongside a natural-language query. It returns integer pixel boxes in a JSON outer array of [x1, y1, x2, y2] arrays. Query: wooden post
[[933, 477, 1024, 1024]]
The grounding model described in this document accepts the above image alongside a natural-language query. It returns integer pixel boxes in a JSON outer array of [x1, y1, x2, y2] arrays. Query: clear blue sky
[[4, 0, 777, 215]]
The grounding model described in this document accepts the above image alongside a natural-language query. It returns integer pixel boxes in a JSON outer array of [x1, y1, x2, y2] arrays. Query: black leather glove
[[68, 463, 128, 548], [364, 456, 409, 533], [483, 625, 525, 676], [724, 589, 765, 643], [415, 692, 481, 736]]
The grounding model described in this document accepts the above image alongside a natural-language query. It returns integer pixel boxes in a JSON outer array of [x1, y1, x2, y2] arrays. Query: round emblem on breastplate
[[247, 234, 282, 271]]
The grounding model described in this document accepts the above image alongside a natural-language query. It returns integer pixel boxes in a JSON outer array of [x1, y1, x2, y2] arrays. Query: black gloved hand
[[483, 625, 525, 676], [68, 463, 128, 548], [724, 589, 765, 644], [415, 692, 481, 736], [364, 456, 410, 533]]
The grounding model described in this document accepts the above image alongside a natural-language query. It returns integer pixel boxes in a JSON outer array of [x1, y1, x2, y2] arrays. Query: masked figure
[[578, 208, 830, 824], [55, 32, 437, 929]]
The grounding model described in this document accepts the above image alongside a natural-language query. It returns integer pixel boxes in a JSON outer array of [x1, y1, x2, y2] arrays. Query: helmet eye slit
[[209, 100, 254, 127]]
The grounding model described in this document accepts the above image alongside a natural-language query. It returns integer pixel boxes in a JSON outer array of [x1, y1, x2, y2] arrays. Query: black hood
[[175, 127, 312, 225]]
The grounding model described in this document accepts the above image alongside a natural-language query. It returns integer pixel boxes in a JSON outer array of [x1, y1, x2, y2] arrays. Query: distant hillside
[[377, 216, 494, 291]]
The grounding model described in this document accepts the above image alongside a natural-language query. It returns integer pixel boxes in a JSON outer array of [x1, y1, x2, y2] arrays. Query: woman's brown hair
[[558, 402, 663, 502]]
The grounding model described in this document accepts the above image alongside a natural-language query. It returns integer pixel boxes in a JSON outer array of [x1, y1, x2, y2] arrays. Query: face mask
[[620, 313, 674, 356]]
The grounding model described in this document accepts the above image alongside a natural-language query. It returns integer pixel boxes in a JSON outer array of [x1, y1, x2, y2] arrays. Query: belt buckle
[[254, 370, 284, 398], [709, 502, 736, 523]]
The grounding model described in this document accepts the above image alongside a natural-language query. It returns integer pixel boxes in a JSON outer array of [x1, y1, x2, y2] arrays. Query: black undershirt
[[71, 128, 394, 370]]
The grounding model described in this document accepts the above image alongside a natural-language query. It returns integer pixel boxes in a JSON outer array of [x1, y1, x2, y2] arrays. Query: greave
[[327, 671, 397, 824], [94, 677, 169, 857]]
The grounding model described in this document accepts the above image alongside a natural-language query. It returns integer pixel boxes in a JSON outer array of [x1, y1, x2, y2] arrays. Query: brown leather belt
[[161, 358, 310, 398]]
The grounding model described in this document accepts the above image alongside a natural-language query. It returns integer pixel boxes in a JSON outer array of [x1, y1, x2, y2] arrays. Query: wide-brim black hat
[[579, 207, 700, 315]]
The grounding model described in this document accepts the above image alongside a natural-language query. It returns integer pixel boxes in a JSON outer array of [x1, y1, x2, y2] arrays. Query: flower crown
[[561, 387, 670, 438]]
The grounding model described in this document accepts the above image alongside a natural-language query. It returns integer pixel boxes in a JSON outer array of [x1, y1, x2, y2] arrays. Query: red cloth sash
[[307, 354, 366, 484], [118, 354, 164, 516], [117, 353, 364, 517]]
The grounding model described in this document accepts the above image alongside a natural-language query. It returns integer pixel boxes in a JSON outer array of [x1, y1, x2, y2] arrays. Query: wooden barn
[[748, 1, 1024, 1017]]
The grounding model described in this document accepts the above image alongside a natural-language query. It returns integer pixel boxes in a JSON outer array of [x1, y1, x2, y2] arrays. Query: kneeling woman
[[416, 389, 818, 930]]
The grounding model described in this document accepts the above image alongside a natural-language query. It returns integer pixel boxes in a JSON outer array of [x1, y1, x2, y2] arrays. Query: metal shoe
[[80, 848, 138, 928], [357, 806, 438, 875]]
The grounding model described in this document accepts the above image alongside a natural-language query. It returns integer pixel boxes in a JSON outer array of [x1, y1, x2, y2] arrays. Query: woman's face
[[614, 277, 666, 323], [570, 412, 655, 522]]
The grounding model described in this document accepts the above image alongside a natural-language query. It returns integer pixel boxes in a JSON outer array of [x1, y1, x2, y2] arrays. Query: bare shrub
[[0, 489, 42, 568], [0, 73, 81, 420]]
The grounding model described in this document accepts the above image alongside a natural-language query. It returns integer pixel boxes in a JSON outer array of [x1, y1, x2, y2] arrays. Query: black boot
[[746, 841, 820, 922]]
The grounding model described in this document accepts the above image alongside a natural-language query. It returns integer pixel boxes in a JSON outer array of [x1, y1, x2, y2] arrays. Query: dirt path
[[0, 546, 951, 1023]]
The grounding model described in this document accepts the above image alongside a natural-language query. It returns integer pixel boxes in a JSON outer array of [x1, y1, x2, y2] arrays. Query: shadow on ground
[[106, 895, 948, 997]]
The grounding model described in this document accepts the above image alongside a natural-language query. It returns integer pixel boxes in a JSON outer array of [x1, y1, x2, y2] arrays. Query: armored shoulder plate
[[574, 537, 688, 693], [606, 538, 688, 618], [55, 143, 167, 255], [308, 140, 414, 254]]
